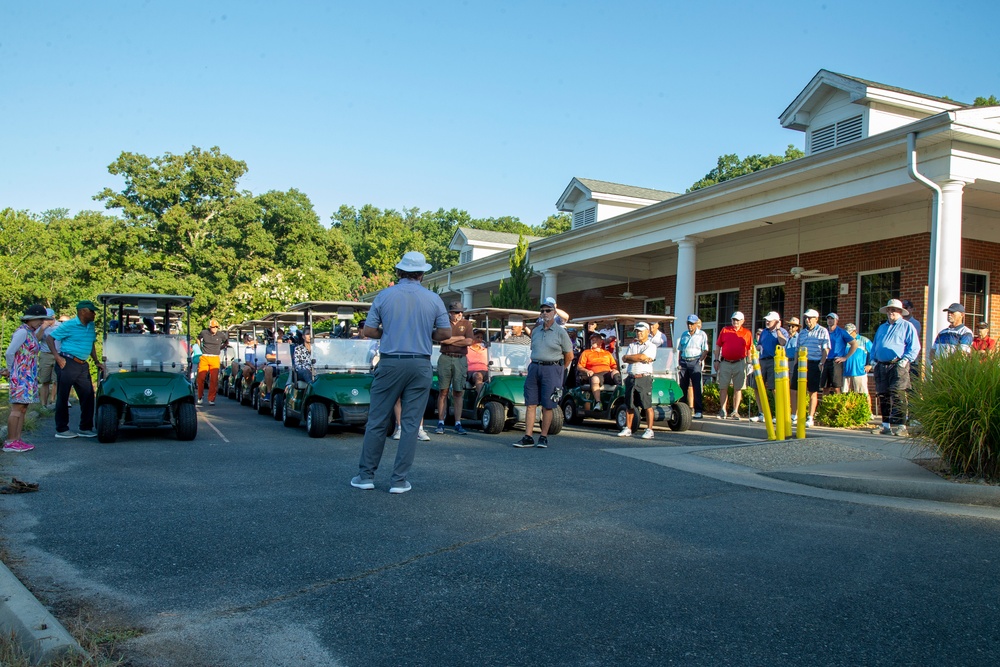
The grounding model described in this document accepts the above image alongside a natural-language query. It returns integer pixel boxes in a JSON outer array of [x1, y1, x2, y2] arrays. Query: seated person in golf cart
[[576, 333, 620, 410], [466, 330, 488, 392], [293, 329, 314, 383]]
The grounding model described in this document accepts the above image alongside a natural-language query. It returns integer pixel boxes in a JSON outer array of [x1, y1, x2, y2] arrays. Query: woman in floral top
[[3, 304, 52, 452], [293, 331, 313, 383]]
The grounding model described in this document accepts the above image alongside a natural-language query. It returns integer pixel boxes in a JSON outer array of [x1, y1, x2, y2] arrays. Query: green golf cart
[[561, 314, 691, 432], [95, 293, 198, 443], [280, 301, 375, 438], [251, 311, 304, 417]]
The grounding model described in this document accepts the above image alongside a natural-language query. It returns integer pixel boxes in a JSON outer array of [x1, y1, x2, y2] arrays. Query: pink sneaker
[[3, 440, 34, 453]]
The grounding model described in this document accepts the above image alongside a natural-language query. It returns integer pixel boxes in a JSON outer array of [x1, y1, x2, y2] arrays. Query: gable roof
[[780, 69, 966, 131], [455, 227, 540, 245], [556, 177, 679, 212], [573, 178, 679, 202]]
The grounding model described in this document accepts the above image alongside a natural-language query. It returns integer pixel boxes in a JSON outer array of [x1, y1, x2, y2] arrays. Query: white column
[[672, 237, 702, 347], [928, 179, 967, 357], [542, 270, 559, 303], [461, 288, 475, 310]]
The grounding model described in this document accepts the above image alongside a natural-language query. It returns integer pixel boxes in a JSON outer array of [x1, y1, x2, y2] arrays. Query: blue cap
[[687, 314, 699, 323]]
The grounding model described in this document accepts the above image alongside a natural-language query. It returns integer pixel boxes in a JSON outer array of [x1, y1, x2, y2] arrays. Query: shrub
[[815, 392, 872, 427], [701, 382, 761, 414], [910, 350, 1000, 479]]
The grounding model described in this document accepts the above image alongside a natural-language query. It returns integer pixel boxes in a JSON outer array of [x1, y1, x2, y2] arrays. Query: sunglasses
[[540, 308, 553, 313]]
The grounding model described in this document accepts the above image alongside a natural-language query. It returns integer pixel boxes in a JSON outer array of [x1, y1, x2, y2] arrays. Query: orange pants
[[197, 355, 221, 402]]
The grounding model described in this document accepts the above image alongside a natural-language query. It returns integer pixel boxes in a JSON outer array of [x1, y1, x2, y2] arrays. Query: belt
[[441, 352, 465, 358], [381, 354, 430, 359], [61, 353, 88, 365], [680, 356, 701, 361], [722, 358, 744, 363], [630, 373, 651, 378], [532, 360, 563, 366], [203, 353, 220, 357]]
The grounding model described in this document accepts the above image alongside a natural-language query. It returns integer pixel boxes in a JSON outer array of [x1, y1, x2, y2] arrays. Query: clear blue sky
[[2, 1, 997, 227]]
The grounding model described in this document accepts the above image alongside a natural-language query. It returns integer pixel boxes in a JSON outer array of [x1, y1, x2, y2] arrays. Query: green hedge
[[814, 392, 872, 427]]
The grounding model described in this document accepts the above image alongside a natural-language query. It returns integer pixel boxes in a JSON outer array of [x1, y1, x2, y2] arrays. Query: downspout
[[906, 131, 941, 367]]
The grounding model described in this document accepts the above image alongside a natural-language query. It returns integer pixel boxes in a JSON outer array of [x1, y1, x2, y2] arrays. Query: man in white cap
[[750, 311, 788, 422], [869, 299, 921, 436], [795, 309, 830, 427], [352, 251, 451, 493], [676, 314, 708, 418], [514, 297, 573, 448], [504, 316, 531, 345], [713, 311, 753, 420], [618, 322, 658, 438]]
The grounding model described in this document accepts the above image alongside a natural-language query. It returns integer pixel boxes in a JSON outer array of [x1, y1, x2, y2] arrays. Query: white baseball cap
[[804, 309, 820, 318], [731, 311, 745, 320], [764, 311, 780, 322]]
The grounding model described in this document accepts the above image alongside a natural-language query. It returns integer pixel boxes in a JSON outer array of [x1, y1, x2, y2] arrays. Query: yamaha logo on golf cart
[[351, 389, 359, 396], [144, 389, 153, 397]]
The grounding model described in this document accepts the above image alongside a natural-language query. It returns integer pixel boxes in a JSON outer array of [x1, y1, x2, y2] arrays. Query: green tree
[[688, 144, 804, 192], [490, 235, 533, 309], [535, 213, 571, 236], [974, 95, 1000, 107]]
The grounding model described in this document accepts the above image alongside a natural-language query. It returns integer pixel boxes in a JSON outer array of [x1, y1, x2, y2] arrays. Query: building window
[[803, 278, 839, 323], [460, 249, 473, 264], [644, 298, 665, 315], [754, 284, 785, 333], [962, 271, 988, 330], [858, 270, 900, 341]]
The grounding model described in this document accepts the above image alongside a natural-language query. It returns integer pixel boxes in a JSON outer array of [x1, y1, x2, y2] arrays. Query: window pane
[[644, 298, 665, 315], [803, 279, 839, 322], [859, 271, 901, 340], [754, 285, 785, 332], [962, 272, 987, 330], [697, 294, 718, 328], [719, 291, 739, 330]]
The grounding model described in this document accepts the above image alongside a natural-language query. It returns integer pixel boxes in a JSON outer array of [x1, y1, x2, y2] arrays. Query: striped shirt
[[677, 329, 708, 359], [933, 325, 973, 356], [797, 324, 830, 361]]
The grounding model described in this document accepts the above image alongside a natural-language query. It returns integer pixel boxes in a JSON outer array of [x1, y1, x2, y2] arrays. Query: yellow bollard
[[751, 349, 775, 440], [796, 347, 808, 439], [778, 349, 792, 438], [773, 348, 786, 440]]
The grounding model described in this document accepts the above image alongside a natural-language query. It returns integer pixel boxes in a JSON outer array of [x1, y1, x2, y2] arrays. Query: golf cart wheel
[[282, 396, 300, 427], [614, 404, 638, 430], [257, 391, 270, 415], [548, 403, 564, 435], [96, 404, 118, 443], [481, 401, 505, 434], [562, 398, 583, 425], [241, 385, 252, 406], [175, 402, 198, 441], [307, 402, 329, 438], [668, 402, 693, 432], [272, 392, 284, 421]]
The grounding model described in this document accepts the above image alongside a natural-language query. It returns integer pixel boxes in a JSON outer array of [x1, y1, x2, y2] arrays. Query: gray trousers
[[357, 357, 432, 484]]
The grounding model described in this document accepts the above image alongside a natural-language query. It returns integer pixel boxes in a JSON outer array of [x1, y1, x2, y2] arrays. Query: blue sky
[[2, 1, 998, 227]]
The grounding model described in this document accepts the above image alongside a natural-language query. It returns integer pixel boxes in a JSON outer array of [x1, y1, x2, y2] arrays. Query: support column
[[542, 270, 560, 303], [461, 288, 475, 310], [928, 179, 967, 359], [672, 237, 702, 347]]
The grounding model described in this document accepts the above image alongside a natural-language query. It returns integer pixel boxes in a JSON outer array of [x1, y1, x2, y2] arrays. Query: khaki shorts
[[717, 359, 748, 391], [437, 354, 468, 393], [843, 375, 869, 394], [37, 351, 56, 384]]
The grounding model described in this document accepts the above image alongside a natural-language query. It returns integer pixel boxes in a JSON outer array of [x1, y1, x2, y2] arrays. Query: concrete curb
[[762, 470, 1000, 507], [0, 560, 87, 664]]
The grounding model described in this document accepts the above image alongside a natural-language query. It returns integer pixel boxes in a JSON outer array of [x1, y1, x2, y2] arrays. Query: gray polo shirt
[[366, 279, 450, 356], [530, 322, 573, 362]]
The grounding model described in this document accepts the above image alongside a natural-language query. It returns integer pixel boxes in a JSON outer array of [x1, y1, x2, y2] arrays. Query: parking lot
[[3, 397, 1000, 666]]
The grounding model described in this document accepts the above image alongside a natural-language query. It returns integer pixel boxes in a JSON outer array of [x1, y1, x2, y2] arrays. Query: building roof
[[455, 227, 541, 245], [831, 71, 969, 108], [574, 178, 680, 202]]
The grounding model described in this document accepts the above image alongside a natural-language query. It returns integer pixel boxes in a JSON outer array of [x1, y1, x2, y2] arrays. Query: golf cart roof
[[97, 293, 194, 308], [288, 301, 372, 314], [569, 314, 676, 325], [464, 308, 540, 320], [257, 311, 307, 326]]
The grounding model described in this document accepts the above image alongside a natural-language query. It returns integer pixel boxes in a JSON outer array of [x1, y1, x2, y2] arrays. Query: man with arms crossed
[[434, 302, 474, 434], [618, 322, 659, 439]]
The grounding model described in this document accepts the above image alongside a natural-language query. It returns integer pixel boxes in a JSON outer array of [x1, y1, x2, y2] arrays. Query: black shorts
[[820, 358, 844, 390], [577, 370, 620, 386], [625, 375, 653, 410], [806, 359, 822, 393]]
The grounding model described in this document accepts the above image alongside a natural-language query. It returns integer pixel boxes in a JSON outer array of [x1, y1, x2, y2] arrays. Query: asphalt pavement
[[2, 397, 1000, 666]]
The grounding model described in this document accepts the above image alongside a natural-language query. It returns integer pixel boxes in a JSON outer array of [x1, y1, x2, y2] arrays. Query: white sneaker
[[617, 427, 632, 437], [417, 428, 430, 441], [805, 417, 814, 427], [640, 428, 654, 440], [791, 414, 797, 424], [749, 414, 763, 423], [392, 425, 401, 440]]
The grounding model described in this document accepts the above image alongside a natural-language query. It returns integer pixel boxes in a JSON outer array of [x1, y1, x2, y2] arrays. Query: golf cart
[[95, 293, 197, 443], [434, 307, 564, 435], [561, 314, 691, 432], [280, 301, 374, 438], [250, 311, 303, 417]]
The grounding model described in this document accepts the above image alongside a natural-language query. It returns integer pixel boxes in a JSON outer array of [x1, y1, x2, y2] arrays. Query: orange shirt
[[578, 348, 617, 374]]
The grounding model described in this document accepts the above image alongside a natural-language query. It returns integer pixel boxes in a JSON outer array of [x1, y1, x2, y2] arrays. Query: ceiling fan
[[767, 219, 831, 280], [606, 272, 649, 300]]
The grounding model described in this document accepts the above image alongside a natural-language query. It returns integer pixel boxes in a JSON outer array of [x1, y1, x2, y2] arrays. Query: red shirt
[[716, 326, 753, 362], [972, 336, 995, 352]]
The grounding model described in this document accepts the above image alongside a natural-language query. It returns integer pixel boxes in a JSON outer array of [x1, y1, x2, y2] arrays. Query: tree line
[[0, 145, 569, 344]]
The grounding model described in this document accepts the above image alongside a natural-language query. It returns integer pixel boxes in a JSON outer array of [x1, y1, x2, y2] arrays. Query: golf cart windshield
[[311, 338, 372, 373], [488, 342, 531, 375], [104, 334, 188, 373]]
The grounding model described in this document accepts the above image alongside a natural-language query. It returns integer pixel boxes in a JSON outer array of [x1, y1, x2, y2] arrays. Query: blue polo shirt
[[827, 326, 854, 358], [844, 336, 871, 377], [757, 327, 788, 358], [871, 319, 921, 363], [366, 279, 450, 356], [49, 316, 97, 359]]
